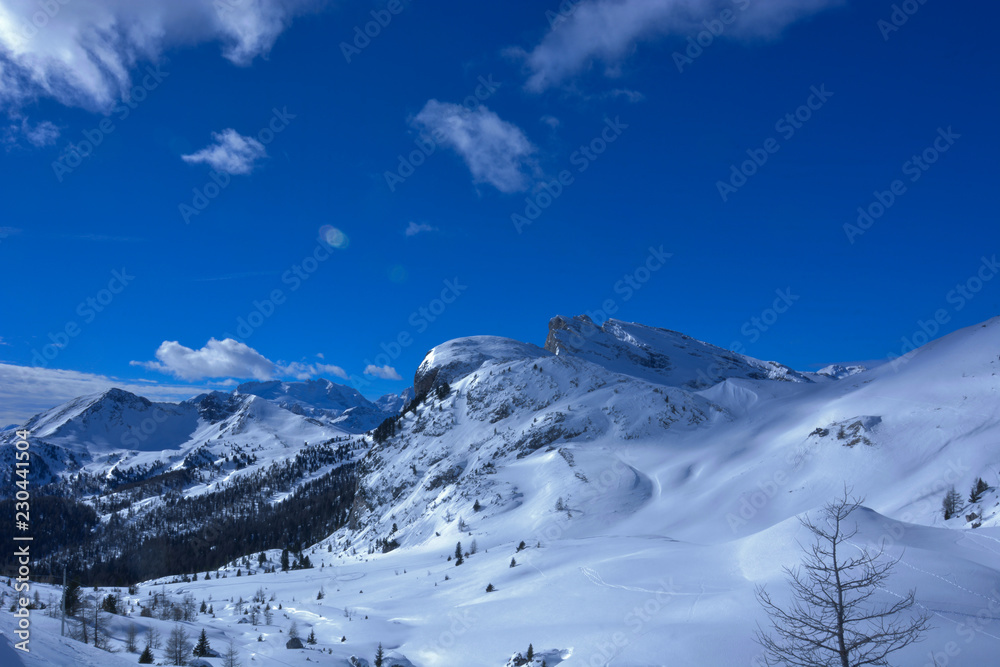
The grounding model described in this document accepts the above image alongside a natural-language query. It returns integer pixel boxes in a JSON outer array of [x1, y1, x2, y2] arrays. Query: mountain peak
[[545, 314, 810, 388], [235, 378, 373, 413], [413, 335, 549, 396], [96, 387, 149, 405], [816, 363, 868, 379]]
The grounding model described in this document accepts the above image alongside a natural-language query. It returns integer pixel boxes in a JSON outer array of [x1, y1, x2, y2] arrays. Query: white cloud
[[0, 337, 8, 345], [133, 338, 277, 380], [404, 221, 437, 237], [0, 362, 204, 426], [4, 115, 60, 147], [520, 0, 840, 91], [608, 88, 645, 103], [132, 338, 349, 382], [412, 100, 537, 193], [181, 128, 267, 175], [282, 362, 349, 381], [364, 364, 403, 381], [0, 0, 324, 112]]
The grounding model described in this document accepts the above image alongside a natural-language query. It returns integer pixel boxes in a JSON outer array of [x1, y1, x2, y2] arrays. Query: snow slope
[[0, 378, 397, 489], [4, 315, 1000, 666]]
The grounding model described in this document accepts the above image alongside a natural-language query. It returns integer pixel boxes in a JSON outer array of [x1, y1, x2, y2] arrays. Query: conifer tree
[[943, 486, 963, 519], [970, 477, 990, 504], [194, 628, 211, 657]]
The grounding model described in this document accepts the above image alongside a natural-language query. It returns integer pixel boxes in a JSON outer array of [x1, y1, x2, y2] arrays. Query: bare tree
[[146, 624, 162, 651], [73, 596, 93, 645], [166, 624, 192, 666], [223, 638, 242, 667], [91, 602, 113, 651], [125, 622, 140, 653], [755, 491, 931, 667], [288, 619, 300, 640], [181, 594, 197, 621]]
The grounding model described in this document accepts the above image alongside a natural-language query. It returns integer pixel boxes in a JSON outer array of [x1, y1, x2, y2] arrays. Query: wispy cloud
[[283, 362, 349, 381], [189, 271, 280, 282], [404, 221, 437, 237], [364, 364, 403, 381], [0, 0, 324, 113], [132, 338, 349, 382], [0, 363, 206, 426], [182, 128, 267, 175], [607, 88, 645, 103], [52, 233, 147, 242], [411, 101, 537, 193], [3, 115, 60, 147], [518, 0, 840, 91]]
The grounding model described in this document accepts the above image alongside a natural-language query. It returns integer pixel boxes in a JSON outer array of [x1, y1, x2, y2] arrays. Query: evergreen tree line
[[370, 390, 430, 444], [2, 444, 357, 586], [0, 495, 99, 579]]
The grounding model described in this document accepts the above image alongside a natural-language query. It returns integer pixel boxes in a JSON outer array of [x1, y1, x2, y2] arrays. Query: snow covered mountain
[[544, 314, 816, 386], [355, 315, 1000, 543], [0, 378, 398, 505], [325, 314, 1000, 665], [375, 386, 416, 414], [816, 362, 868, 379], [236, 378, 374, 413], [3, 315, 1000, 666]]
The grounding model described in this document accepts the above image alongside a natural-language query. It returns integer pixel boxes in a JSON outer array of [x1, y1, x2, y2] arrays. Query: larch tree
[[755, 491, 931, 667]]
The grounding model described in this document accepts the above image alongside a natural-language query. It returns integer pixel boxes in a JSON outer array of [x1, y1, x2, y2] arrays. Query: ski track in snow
[[848, 539, 1000, 607], [579, 566, 715, 602], [881, 585, 1000, 642], [9, 317, 1000, 665], [847, 539, 1000, 643], [965, 531, 1000, 552]]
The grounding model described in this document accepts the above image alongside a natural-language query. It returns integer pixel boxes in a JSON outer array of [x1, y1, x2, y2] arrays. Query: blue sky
[[1, 0, 998, 421]]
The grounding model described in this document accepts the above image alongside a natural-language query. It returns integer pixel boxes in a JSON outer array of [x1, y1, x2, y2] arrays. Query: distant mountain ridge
[[0, 378, 411, 490]]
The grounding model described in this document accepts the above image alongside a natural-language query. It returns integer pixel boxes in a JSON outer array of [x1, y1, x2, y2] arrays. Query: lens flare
[[389, 265, 407, 283], [319, 225, 349, 249]]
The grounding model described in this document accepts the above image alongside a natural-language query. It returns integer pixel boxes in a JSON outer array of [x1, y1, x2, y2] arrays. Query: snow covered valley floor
[[3, 314, 1000, 666]]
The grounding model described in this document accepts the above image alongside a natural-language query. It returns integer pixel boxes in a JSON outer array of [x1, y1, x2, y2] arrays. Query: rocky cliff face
[[544, 314, 812, 388]]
